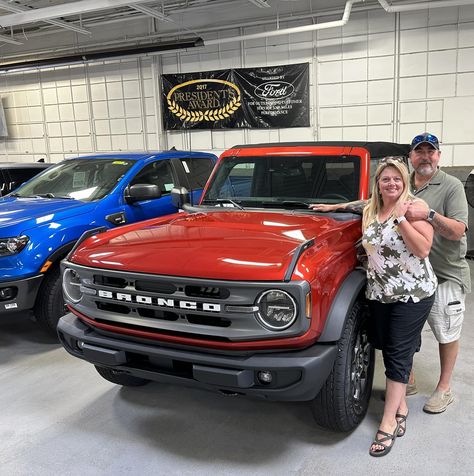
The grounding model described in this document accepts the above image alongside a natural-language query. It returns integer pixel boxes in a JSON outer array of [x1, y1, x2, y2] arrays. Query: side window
[[130, 160, 175, 195], [180, 158, 214, 188], [7, 168, 42, 192]]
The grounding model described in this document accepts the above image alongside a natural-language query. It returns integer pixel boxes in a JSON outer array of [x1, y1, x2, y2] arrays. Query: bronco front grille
[[65, 262, 311, 342]]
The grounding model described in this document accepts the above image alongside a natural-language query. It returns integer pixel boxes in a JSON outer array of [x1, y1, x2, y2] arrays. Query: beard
[[416, 163, 435, 177]]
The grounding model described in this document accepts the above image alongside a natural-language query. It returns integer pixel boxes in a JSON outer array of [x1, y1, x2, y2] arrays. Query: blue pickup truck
[[0, 150, 217, 334]]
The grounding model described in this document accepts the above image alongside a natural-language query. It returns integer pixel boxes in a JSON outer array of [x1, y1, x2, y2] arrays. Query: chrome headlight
[[0, 235, 29, 256], [62, 268, 83, 303], [256, 289, 297, 331]]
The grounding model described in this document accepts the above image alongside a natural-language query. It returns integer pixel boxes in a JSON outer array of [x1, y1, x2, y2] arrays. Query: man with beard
[[310, 132, 470, 414], [404, 132, 470, 414]]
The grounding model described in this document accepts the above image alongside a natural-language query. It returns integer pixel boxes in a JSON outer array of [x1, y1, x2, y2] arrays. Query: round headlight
[[62, 268, 83, 303], [256, 290, 297, 331]]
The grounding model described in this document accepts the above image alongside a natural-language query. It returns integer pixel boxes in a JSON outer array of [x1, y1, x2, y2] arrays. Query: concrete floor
[[1, 265, 474, 476]]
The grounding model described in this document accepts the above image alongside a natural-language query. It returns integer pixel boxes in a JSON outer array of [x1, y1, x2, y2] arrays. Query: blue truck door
[[123, 159, 177, 222]]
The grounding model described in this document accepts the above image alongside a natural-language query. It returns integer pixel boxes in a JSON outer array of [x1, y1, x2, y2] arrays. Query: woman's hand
[[394, 200, 410, 219]]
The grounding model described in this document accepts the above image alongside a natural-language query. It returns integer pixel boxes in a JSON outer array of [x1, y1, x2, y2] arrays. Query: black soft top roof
[[232, 141, 411, 158]]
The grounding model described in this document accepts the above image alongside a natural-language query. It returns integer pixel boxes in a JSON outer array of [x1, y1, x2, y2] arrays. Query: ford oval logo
[[254, 81, 295, 100]]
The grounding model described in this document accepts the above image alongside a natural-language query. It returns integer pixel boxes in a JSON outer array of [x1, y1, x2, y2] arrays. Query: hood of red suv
[[71, 211, 353, 281]]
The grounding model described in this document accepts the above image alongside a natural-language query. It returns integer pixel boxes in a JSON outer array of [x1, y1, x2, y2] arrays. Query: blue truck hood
[[0, 197, 93, 234]]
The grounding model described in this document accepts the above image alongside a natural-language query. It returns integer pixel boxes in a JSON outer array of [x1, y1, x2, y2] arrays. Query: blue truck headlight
[[0, 235, 29, 256], [256, 290, 297, 330], [62, 268, 83, 303]]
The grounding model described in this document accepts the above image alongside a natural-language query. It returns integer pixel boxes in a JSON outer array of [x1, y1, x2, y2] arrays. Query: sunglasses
[[379, 156, 405, 164], [411, 133, 439, 149]]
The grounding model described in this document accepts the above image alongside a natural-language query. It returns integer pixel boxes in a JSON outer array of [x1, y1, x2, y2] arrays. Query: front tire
[[34, 266, 67, 336], [95, 366, 150, 387], [311, 300, 374, 432]]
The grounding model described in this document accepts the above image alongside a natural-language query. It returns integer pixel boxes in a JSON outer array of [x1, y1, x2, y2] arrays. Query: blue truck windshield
[[14, 159, 135, 201]]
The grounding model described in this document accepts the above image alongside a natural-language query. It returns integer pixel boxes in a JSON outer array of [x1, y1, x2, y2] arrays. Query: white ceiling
[[0, 1, 463, 61], [0, 1, 374, 49]]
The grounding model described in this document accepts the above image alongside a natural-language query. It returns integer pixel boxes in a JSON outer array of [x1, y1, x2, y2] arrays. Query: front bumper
[[58, 312, 338, 401], [0, 274, 43, 314]]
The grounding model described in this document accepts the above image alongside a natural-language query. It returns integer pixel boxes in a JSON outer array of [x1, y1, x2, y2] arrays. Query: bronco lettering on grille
[[97, 289, 221, 312]]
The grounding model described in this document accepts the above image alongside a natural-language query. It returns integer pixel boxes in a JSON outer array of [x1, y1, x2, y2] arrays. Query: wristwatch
[[427, 209, 436, 222], [394, 216, 406, 225]]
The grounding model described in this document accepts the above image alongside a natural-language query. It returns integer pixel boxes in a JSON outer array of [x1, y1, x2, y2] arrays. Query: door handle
[[105, 212, 126, 225]]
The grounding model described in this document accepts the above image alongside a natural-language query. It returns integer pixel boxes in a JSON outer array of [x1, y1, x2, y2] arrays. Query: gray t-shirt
[[410, 169, 471, 293]]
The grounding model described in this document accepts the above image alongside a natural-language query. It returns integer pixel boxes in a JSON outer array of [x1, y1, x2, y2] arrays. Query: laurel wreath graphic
[[167, 95, 241, 123], [166, 79, 242, 124]]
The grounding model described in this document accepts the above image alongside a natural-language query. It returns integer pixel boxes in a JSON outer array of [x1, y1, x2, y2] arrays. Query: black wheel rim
[[350, 326, 372, 413]]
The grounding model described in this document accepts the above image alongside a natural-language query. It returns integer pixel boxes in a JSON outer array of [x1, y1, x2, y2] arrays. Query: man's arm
[[406, 200, 467, 241], [309, 199, 367, 214], [431, 213, 466, 241]]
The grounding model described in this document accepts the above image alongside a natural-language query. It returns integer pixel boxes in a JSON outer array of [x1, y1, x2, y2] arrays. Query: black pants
[[369, 295, 435, 384]]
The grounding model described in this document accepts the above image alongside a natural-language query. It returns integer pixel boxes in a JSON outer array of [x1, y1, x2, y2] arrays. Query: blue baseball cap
[[411, 132, 440, 151]]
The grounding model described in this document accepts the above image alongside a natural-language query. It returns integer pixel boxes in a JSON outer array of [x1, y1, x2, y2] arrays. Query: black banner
[[162, 63, 309, 130]]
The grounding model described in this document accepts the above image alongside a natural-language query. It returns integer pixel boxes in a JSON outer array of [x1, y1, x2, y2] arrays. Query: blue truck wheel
[[34, 266, 66, 335]]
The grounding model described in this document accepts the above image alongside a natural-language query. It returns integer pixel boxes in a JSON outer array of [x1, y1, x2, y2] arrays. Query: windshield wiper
[[201, 198, 244, 210], [36, 193, 56, 198], [261, 200, 310, 209], [36, 193, 73, 199]]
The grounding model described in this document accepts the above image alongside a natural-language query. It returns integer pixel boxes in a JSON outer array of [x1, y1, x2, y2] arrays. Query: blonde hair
[[362, 157, 416, 231]]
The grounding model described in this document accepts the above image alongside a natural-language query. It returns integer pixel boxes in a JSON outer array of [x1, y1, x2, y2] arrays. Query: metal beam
[[43, 19, 91, 35], [247, 0, 271, 7], [130, 4, 173, 22], [0, 33, 22, 45], [0, 0, 153, 28]]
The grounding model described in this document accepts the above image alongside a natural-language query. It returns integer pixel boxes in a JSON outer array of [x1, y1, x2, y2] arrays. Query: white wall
[[1, 4, 474, 166]]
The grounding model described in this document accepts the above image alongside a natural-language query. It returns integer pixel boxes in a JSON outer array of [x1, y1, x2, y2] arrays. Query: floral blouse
[[362, 217, 437, 303]]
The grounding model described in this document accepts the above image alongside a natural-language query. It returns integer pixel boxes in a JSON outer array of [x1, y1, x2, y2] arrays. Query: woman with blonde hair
[[363, 157, 437, 456]]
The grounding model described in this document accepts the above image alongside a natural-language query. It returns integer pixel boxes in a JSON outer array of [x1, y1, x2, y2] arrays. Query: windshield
[[202, 155, 360, 208], [14, 158, 135, 201]]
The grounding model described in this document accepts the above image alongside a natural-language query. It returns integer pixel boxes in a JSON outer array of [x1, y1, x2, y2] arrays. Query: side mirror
[[125, 184, 161, 203], [171, 186, 189, 209], [465, 169, 474, 208]]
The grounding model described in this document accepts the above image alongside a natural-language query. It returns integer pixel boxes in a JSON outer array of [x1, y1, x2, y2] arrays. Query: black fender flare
[[317, 269, 367, 342], [42, 241, 76, 270]]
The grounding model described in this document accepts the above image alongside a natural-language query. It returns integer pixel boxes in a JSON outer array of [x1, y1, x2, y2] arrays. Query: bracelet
[[394, 216, 406, 225]]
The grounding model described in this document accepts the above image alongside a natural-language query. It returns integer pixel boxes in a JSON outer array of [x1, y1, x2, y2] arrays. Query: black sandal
[[369, 423, 400, 457], [396, 412, 408, 437]]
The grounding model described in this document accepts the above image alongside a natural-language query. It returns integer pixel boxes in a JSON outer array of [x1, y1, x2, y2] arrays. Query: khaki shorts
[[427, 280, 465, 344]]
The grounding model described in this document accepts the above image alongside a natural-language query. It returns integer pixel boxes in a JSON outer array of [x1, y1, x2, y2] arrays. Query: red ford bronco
[[58, 141, 410, 431]]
